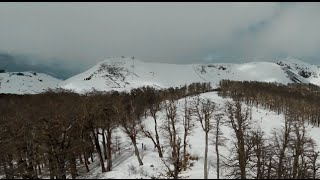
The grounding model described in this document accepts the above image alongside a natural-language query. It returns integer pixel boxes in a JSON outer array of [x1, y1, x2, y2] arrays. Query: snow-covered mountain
[[2, 56, 320, 94], [0, 71, 62, 94], [61, 56, 320, 93]]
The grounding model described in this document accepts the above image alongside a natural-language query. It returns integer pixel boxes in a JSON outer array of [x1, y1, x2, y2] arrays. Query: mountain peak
[[100, 56, 137, 64], [278, 56, 310, 66]]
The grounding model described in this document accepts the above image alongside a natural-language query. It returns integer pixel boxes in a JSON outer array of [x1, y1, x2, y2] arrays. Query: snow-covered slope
[[77, 91, 320, 179], [61, 56, 300, 93], [0, 71, 62, 94], [277, 57, 320, 85]]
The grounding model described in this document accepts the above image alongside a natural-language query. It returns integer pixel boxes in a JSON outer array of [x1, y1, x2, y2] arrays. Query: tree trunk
[[261, 154, 266, 179], [106, 129, 112, 172], [92, 129, 106, 173], [89, 136, 95, 163], [26, 146, 37, 179], [79, 154, 84, 164], [312, 152, 318, 179], [215, 132, 220, 179], [17, 155, 25, 178], [83, 151, 90, 172], [70, 154, 78, 179], [277, 146, 286, 178], [174, 145, 181, 179], [131, 136, 143, 166], [35, 152, 41, 177], [58, 156, 66, 179], [90, 152, 94, 163], [204, 131, 208, 179], [153, 117, 163, 158], [238, 133, 246, 179], [266, 156, 272, 179], [38, 164, 42, 176], [102, 129, 108, 160], [256, 154, 261, 179], [48, 152, 56, 179], [293, 150, 299, 179], [277, 119, 290, 179], [183, 129, 188, 170]]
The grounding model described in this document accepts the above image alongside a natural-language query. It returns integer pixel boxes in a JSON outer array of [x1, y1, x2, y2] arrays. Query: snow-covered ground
[[0, 71, 62, 94], [77, 91, 320, 179]]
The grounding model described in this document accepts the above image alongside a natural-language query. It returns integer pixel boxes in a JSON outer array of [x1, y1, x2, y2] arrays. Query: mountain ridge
[[61, 56, 320, 93], [1, 56, 320, 94]]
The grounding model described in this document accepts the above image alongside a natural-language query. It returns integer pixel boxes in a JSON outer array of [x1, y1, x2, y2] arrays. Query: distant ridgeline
[[0, 69, 5, 73]]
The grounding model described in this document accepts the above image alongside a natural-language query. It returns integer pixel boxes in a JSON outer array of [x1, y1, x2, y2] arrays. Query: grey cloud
[[237, 3, 320, 60], [0, 2, 319, 78]]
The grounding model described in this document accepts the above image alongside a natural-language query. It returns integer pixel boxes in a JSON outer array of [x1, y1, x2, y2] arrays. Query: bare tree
[[211, 113, 226, 179], [114, 94, 144, 166], [271, 111, 293, 179], [248, 128, 268, 179], [181, 98, 195, 170], [102, 103, 117, 172], [225, 98, 251, 179], [82, 93, 107, 173], [161, 99, 183, 179], [140, 90, 164, 158], [193, 96, 216, 179], [291, 114, 306, 179]]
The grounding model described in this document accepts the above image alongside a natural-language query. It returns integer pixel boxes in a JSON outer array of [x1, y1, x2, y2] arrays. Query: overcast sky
[[0, 2, 320, 78]]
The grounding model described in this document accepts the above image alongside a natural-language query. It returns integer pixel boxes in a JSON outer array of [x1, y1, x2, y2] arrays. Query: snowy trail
[[192, 64, 207, 81], [112, 148, 135, 169]]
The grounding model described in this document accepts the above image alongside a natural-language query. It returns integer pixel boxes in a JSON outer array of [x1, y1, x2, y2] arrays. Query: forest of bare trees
[[0, 80, 319, 179], [219, 80, 320, 179], [0, 83, 213, 179]]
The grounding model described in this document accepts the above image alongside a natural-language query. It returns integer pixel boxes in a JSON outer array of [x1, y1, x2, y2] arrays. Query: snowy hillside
[[61, 56, 309, 93], [277, 57, 320, 85], [77, 91, 320, 179], [0, 71, 62, 94]]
